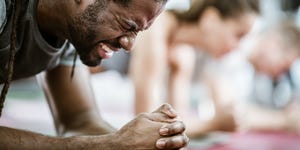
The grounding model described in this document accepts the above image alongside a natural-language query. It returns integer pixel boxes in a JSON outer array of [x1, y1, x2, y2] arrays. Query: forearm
[[134, 79, 159, 114], [62, 109, 116, 137], [168, 46, 195, 115], [0, 126, 120, 150], [39, 66, 115, 136], [168, 68, 192, 115], [0, 126, 63, 149], [131, 59, 165, 114]]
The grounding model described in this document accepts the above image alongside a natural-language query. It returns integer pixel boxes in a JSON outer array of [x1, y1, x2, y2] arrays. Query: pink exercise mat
[[188, 131, 300, 150]]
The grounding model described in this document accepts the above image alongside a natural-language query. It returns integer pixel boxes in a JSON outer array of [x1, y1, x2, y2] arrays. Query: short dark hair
[[170, 0, 260, 23], [114, 0, 130, 6], [281, 0, 300, 12]]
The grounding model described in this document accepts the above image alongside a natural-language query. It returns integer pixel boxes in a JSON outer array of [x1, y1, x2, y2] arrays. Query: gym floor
[[1, 71, 300, 150]]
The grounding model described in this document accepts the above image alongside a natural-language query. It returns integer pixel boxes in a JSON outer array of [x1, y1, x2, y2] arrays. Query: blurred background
[[1, 0, 300, 149]]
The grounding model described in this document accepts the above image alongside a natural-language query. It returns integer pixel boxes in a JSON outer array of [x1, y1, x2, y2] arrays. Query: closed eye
[[115, 15, 141, 34], [121, 18, 141, 33]]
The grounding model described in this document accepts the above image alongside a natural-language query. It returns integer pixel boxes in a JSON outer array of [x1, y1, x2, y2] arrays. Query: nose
[[119, 34, 136, 51]]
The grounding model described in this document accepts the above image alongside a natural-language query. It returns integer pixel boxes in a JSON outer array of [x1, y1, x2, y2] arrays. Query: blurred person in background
[[130, 0, 260, 137], [235, 19, 300, 133], [197, 17, 300, 150], [205, 0, 300, 135]]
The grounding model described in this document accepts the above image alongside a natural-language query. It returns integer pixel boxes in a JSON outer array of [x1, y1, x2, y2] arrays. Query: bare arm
[[130, 12, 175, 114], [168, 45, 196, 115], [0, 102, 188, 149], [38, 65, 115, 136], [39, 66, 189, 149], [130, 29, 167, 114], [0, 126, 118, 149]]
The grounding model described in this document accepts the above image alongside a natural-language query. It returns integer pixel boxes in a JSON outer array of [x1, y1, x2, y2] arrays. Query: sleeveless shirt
[[0, 0, 77, 83]]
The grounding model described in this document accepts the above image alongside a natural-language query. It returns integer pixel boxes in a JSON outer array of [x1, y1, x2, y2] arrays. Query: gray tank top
[[0, 0, 76, 83], [0, 0, 6, 33]]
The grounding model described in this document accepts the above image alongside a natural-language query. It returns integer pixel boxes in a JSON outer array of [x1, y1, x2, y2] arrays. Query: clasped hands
[[115, 103, 189, 150]]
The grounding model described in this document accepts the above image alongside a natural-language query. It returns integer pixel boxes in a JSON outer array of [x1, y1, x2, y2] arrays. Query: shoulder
[[147, 11, 179, 40], [153, 11, 178, 28], [0, 0, 7, 34], [163, 11, 179, 32]]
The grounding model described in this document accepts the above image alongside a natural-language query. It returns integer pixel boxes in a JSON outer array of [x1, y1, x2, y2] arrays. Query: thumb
[[152, 103, 178, 119]]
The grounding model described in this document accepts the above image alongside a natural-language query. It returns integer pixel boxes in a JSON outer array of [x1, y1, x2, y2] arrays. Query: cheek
[[81, 15, 123, 41], [225, 30, 239, 46], [264, 56, 284, 74], [213, 33, 232, 53], [85, 23, 123, 43], [203, 35, 219, 52], [96, 26, 118, 38]]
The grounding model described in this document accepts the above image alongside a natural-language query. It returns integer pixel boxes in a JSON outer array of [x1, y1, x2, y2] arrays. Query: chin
[[79, 56, 103, 67], [83, 61, 102, 67]]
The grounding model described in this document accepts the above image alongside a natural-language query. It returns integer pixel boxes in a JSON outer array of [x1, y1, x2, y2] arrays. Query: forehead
[[112, 0, 164, 27], [215, 14, 255, 38], [126, 0, 164, 11]]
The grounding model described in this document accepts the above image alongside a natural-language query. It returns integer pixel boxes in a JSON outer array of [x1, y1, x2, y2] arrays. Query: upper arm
[[44, 66, 95, 117]]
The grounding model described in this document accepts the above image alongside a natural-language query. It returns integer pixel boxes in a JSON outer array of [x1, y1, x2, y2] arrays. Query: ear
[[198, 7, 222, 29]]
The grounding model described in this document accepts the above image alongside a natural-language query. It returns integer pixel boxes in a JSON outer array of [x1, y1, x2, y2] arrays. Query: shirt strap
[[0, 0, 7, 34]]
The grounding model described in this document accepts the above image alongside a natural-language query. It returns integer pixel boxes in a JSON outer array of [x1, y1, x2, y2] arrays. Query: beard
[[77, 45, 103, 67], [68, 24, 103, 66], [67, 1, 107, 66]]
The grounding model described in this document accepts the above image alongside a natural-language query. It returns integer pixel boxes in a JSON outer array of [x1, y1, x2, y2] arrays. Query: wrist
[[63, 122, 116, 137], [63, 133, 124, 150], [61, 111, 116, 136]]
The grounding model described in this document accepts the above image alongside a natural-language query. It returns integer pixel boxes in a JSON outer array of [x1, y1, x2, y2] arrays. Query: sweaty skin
[[38, 0, 163, 66], [0, 0, 188, 149]]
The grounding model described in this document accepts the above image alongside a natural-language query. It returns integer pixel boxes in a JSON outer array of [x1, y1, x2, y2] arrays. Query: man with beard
[[0, 0, 188, 149]]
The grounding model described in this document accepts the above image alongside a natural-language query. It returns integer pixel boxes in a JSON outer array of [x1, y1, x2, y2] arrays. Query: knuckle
[[169, 121, 185, 133], [183, 134, 189, 144], [168, 135, 186, 148], [179, 121, 186, 131], [165, 139, 176, 148], [177, 121, 184, 126], [159, 105, 166, 112], [137, 113, 148, 118], [179, 135, 189, 147], [161, 103, 171, 110]]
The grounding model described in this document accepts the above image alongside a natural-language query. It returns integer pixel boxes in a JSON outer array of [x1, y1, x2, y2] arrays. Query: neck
[[37, 0, 70, 41]]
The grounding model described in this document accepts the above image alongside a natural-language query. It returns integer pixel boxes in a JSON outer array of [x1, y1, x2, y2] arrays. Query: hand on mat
[[115, 104, 189, 150]]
